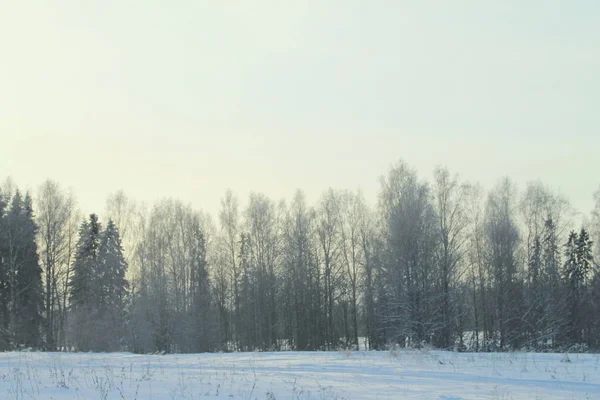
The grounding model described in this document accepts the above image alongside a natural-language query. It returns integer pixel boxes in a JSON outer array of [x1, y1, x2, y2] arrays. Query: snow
[[1, 350, 599, 399]]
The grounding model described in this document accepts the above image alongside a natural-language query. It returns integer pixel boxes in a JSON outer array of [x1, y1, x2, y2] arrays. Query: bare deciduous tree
[[36, 180, 79, 350], [432, 167, 470, 349]]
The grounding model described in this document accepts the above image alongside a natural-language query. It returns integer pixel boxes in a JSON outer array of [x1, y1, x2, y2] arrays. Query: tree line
[[1, 161, 600, 353]]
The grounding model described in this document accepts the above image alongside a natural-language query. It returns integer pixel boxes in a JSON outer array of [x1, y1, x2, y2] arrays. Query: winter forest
[[1, 161, 600, 355]]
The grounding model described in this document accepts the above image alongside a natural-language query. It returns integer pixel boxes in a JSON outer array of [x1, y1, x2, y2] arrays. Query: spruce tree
[[0, 191, 44, 349], [561, 229, 592, 347], [575, 229, 593, 347], [590, 270, 600, 350], [562, 231, 579, 345], [16, 193, 44, 348], [6, 191, 24, 346], [526, 235, 543, 346], [188, 226, 213, 352], [70, 216, 99, 308], [69, 214, 101, 351], [0, 191, 9, 349], [541, 217, 561, 348], [97, 219, 129, 350], [98, 220, 128, 308], [576, 229, 593, 281]]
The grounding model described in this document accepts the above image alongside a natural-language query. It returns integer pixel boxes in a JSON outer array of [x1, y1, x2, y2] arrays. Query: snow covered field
[[1, 350, 599, 400]]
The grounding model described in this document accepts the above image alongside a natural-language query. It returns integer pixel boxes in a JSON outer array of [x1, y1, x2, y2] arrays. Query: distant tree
[[485, 179, 523, 349], [355, 193, 378, 350], [519, 183, 571, 350], [591, 187, 600, 264], [4, 191, 25, 348], [590, 268, 600, 350], [378, 161, 438, 347], [244, 193, 281, 350], [316, 189, 342, 349], [105, 190, 139, 269], [187, 224, 215, 352], [541, 217, 562, 348], [36, 180, 79, 350], [141, 203, 173, 353], [562, 231, 579, 345], [237, 232, 254, 350], [218, 190, 240, 349], [432, 167, 470, 349], [339, 190, 368, 350], [590, 188, 600, 350], [0, 190, 43, 349], [525, 235, 543, 346], [0, 189, 9, 350], [561, 229, 592, 346], [96, 219, 129, 350], [280, 191, 320, 350], [99, 221, 128, 309], [576, 229, 594, 347], [464, 184, 487, 351], [17, 194, 44, 348], [69, 214, 102, 351], [128, 200, 218, 354]]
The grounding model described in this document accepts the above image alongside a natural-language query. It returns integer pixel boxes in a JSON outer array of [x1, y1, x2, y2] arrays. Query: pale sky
[[1, 1, 599, 218]]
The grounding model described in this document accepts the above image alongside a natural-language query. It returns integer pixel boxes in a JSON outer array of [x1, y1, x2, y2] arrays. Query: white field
[[1, 350, 599, 400]]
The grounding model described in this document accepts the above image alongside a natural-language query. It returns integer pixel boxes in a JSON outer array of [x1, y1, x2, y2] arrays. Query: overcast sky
[[1, 1, 599, 218]]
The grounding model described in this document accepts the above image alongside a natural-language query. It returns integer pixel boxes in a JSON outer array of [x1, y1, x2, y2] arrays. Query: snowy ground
[[1, 350, 599, 400]]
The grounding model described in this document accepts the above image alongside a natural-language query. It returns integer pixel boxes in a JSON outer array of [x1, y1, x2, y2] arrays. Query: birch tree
[[36, 180, 79, 350], [432, 167, 470, 349]]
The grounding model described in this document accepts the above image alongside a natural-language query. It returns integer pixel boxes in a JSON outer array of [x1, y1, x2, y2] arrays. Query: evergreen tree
[[526, 235, 543, 346], [0, 190, 8, 349], [69, 214, 101, 351], [576, 229, 593, 280], [561, 229, 592, 347], [188, 226, 214, 352], [0, 191, 44, 349], [590, 270, 600, 350], [541, 217, 561, 348], [98, 220, 128, 310], [575, 229, 593, 347], [6, 191, 24, 346], [97, 219, 129, 350], [16, 194, 44, 348], [562, 231, 579, 345]]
